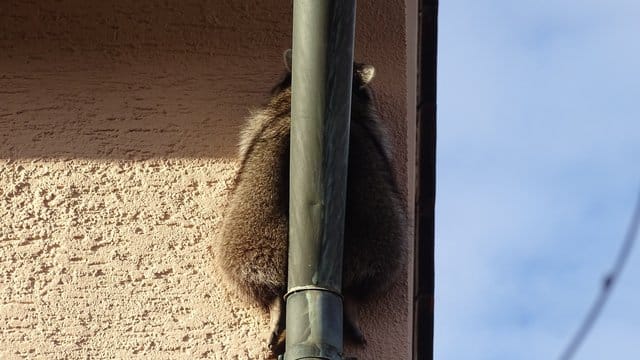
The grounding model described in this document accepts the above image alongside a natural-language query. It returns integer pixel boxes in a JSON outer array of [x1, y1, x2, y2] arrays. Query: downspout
[[284, 0, 356, 359]]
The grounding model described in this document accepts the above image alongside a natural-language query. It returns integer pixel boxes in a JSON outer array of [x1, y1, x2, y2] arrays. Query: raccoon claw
[[355, 333, 367, 346], [267, 331, 279, 350], [267, 296, 287, 356], [343, 295, 367, 346], [345, 321, 367, 345], [267, 330, 286, 358]]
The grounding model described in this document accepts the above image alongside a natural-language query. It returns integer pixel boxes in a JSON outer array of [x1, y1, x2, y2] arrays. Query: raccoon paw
[[267, 296, 287, 356], [345, 318, 367, 345], [267, 329, 286, 357], [344, 295, 367, 346]]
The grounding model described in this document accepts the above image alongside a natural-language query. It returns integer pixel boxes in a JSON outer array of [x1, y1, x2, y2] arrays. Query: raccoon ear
[[357, 64, 375, 85], [283, 49, 293, 72]]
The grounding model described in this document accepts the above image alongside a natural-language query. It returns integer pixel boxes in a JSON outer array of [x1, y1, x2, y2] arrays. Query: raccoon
[[214, 49, 407, 357]]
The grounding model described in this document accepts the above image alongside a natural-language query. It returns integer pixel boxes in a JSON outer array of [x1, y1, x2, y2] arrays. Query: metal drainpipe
[[283, 0, 356, 359]]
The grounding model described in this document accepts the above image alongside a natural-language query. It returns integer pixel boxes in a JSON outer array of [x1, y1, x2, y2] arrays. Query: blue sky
[[435, 1, 640, 359]]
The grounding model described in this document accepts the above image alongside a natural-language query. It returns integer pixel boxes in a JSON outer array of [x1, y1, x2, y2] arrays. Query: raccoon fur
[[214, 50, 407, 356]]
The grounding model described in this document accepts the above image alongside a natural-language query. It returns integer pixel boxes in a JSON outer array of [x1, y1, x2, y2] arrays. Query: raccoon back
[[216, 110, 291, 308]]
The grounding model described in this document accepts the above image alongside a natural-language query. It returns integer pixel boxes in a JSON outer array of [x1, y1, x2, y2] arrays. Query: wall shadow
[[0, 55, 285, 160], [0, 0, 292, 160]]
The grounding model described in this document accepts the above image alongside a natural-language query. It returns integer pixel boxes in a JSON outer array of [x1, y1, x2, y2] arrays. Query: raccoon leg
[[344, 295, 366, 345], [267, 296, 286, 354]]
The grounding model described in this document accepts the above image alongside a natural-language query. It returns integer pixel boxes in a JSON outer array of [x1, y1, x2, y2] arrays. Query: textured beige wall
[[0, 1, 409, 359]]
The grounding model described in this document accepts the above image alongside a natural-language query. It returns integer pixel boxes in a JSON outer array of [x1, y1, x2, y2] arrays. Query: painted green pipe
[[284, 0, 356, 359]]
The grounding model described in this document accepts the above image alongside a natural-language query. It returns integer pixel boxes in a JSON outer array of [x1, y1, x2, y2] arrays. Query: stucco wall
[[0, 1, 409, 359]]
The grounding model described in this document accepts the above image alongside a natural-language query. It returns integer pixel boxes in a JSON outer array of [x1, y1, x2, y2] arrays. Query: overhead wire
[[558, 187, 640, 360]]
